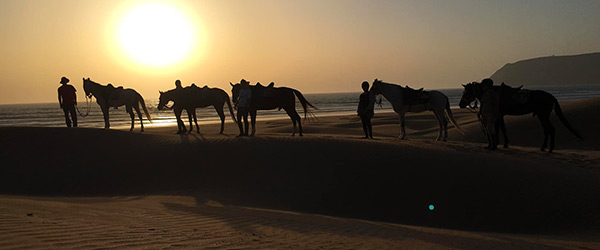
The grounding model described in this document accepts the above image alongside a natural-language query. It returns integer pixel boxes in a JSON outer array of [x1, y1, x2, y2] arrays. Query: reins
[[76, 94, 92, 117]]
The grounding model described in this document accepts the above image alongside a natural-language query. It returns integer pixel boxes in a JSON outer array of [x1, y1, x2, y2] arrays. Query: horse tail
[[553, 98, 583, 140], [138, 93, 153, 123], [292, 89, 317, 120], [445, 98, 464, 135], [225, 92, 237, 123]]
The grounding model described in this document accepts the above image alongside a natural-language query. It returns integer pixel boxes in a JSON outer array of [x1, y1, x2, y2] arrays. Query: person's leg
[[69, 105, 78, 127], [242, 108, 249, 136], [236, 108, 244, 136], [63, 107, 72, 127], [360, 115, 369, 138], [366, 115, 373, 139]]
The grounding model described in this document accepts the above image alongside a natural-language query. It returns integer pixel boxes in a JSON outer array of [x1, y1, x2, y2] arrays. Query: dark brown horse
[[459, 80, 582, 152], [158, 85, 236, 134], [230, 82, 316, 136], [83, 78, 152, 132]]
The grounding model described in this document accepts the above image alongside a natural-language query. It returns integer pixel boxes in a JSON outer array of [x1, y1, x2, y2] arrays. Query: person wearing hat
[[175, 79, 182, 89], [357, 81, 375, 139], [58, 76, 78, 127], [235, 79, 252, 136]]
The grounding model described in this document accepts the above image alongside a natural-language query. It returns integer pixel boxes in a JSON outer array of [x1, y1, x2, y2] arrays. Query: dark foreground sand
[[0, 97, 599, 249]]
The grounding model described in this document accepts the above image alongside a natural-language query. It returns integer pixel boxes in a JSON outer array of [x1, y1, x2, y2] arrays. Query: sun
[[117, 3, 196, 67]]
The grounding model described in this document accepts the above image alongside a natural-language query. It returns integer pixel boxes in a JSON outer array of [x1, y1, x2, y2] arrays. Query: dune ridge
[[1, 97, 599, 249]]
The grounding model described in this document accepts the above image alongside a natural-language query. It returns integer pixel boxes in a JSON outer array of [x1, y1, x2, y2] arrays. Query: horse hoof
[[540, 148, 546, 152], [443, 138, 447, 142]]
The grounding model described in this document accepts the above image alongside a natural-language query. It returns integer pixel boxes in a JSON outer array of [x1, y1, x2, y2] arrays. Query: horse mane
[[85, 78, 101, 86], [378, 80, 418, 92]]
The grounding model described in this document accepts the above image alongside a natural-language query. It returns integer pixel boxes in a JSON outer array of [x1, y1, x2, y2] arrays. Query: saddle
[[106, 84, 124, 99], [255, 82, 275, 98], [499, 83, 529, 105], [402, 85, 430, 105], [105, 84, 124, 109]]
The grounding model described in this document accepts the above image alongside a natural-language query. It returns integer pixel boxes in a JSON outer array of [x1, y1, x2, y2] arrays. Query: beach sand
[[0, 97, 599, 249]]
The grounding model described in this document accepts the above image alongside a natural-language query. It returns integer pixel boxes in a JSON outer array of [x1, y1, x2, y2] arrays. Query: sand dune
[[0, 97, 599, 249]]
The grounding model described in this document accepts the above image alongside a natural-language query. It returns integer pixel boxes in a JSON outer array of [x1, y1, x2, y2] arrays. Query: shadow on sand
[[1, 127, 599, 234]]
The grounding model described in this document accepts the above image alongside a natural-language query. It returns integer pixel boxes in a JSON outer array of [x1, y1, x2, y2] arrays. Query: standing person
[[357, 81, 374, 139], [235, 79, 252, 136], [57, 76, 78, 127], [175, 79, 182, 89]]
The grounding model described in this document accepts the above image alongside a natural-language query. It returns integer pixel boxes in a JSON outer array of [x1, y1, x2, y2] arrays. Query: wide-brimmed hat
[[60, 76, 70, 84], [240, 79, 249, 84]]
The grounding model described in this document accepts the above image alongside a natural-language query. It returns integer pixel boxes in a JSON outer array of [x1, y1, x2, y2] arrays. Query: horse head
[[82, 77, 93, 98], [230, 82, 241, 102], [459, 82, 480, 108], [370, 78, 383, 95], [157, 90, 173, 110]]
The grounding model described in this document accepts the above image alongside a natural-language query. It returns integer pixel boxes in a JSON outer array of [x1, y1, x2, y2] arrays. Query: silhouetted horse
[[369, 79, 464, 141], [158, 85, 236, 134], [230, 82, 316, 136], [83, 78, 152, 132], [459, 81, 582, 152]]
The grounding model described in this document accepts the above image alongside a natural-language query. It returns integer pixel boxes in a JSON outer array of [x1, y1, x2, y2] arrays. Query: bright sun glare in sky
[[118, 3, 195, 67]]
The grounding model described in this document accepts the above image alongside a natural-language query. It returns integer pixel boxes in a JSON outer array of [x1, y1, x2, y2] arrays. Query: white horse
[[83, 78, 152, 132], [369, 79, 464, 141]]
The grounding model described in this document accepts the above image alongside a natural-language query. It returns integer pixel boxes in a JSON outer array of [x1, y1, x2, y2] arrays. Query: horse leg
[[187, 109, 194, 133], [538, 115, 555, 153], [249, 110, 256, 136], [433, 109, 447, 141], [102, 106, 110, 129], [499, 117, 508, 148], [297, 114, 303, 136], [285, 108, 301, 136], [126, 105, 134, 132], [134, 103, 144, 132], [398, 113, 406, 139], [214, 105, 225, 134], [549, 121, 556, 153], [193, 112, 199, 133]]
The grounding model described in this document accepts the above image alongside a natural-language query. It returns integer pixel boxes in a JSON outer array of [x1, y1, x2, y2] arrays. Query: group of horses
[[81, 77, 581, 152], [82, 78, 316, 136]]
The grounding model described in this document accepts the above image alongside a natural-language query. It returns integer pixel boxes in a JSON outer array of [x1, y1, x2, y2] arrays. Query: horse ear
[[462, 84, 466, 87], [230, 82, 234, 87], [159, 91, 163, 94]]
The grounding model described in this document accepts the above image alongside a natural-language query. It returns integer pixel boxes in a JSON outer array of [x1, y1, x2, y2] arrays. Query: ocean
[[1, 84, 599, 128]]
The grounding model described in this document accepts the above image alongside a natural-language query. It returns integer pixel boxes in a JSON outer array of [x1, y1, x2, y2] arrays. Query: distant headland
[[490, 52, 600, 86]]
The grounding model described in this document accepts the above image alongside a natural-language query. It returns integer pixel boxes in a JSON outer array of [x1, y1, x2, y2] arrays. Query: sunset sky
[[1, 0, 599, 104]]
